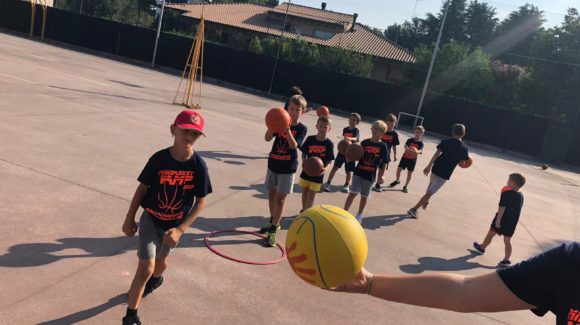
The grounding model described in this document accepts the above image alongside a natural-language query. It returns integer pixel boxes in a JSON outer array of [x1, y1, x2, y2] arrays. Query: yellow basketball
[[285, 205, 368, 288]]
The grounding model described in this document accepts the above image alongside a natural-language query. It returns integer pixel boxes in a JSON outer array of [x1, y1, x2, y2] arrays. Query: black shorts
[[398, 157, 417, 171], [490, 216, 517, 237], [334, 154, 355, 172]]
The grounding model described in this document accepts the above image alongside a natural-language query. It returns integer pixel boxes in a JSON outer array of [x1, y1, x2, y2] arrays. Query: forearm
[[265, 129, 274, 141], [370, 273, 471, 311], [495, 207, 506, 224], [287, 132, 298, 149], [126, 183, 148, 220], [177, 197, 206, 233], [427, 151, 441, 167]]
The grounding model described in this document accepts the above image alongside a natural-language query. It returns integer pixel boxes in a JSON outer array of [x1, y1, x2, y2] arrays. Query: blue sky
[[289, 0, 575, 29]]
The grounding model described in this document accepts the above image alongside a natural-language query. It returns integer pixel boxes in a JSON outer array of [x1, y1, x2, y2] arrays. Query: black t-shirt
[[354, 139, 389, 181], [299, 135, 335, 183], [402, 138, 424, 160], [342, 127, 360, 143], [138, 148, 212, 230], [268, 123, 307, 174], [380, 130, 400, 149], [497, 189, 524, 226], [432, 138, 469, 180], [497, 242, 580, 325]]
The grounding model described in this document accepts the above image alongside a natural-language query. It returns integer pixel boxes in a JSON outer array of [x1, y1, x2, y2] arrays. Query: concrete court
[[0, 31, 578, 325]]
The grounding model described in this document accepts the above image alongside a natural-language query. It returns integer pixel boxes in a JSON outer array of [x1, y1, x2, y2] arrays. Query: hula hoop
[[204, 229, 286, 265]]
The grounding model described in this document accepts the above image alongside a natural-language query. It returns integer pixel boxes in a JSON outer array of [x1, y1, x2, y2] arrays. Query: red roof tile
[[166, 2, 416, 63]]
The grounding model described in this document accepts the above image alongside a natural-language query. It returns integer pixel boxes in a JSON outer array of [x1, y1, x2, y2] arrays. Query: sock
[[344, 183, 348, 186], [269, 216, 273, 224], [270, 224, 279, 231], [126, 308, 138, 318]]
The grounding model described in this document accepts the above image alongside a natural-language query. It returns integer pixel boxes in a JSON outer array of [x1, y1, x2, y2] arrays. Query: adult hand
[[326, 268, 373, 294]]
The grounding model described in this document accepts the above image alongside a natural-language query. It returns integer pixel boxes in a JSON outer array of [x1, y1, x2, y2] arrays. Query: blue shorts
[[333, 154, 355, 172]]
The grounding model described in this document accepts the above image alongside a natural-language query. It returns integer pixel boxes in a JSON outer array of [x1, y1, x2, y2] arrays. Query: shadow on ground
[[399, 250, 497, 274], [0, 215, 292, 268]]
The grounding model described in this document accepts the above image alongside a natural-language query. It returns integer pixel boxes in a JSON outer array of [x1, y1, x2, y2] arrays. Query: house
[[166, 2, 416, 83]]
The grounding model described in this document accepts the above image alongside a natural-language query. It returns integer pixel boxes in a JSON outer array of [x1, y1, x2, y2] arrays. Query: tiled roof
[[270, 2, 352, 26], [166, 2, 416, 63]]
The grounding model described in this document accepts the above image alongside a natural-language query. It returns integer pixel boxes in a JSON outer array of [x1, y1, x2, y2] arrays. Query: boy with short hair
[[389, 126, 425, 193], [323, 112, 361, 193], [344, 120, 390, 223], [407, 123, 469, 218], [122, 109, 212, 325], [260, 95, 307, 247], [473, 173, 526, 267], [299, 116, 335, 211], [374, 114, 400, 192]]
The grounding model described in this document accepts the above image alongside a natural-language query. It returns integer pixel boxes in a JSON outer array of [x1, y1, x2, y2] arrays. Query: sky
[[289, 0, 576, 30]]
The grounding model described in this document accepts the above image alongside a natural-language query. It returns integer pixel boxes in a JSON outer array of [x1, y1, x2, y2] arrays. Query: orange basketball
[[404, 147, 419, 159], [265, 108, 291, 133], [345, 144, 364, 162], [337, 139, 350, 155], [303, 156, 324, 177], [501, 185, 511, 193], [317, 106, 330, 117], [458, 155, 473, 168]]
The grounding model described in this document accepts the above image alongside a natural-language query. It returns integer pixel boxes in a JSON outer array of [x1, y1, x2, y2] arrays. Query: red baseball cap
[[174, 109, 205, 136]]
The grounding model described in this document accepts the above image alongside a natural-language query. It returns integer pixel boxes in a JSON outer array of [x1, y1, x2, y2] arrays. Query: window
[[314, 30, 334, 40]]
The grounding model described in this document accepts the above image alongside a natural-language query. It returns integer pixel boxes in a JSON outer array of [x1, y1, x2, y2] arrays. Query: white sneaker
[[407, 209, 419, 219], [341, 185, 350, 193], [355, 213, 363, 223]]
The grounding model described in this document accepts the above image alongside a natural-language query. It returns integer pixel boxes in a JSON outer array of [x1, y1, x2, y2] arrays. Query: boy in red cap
[[121, 109, 212, 325]]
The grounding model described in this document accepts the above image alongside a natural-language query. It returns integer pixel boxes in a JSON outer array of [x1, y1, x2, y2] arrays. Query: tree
[[465, 0, 498, 48], [248, 36, 263, 54], [494, 4, 545, 63]]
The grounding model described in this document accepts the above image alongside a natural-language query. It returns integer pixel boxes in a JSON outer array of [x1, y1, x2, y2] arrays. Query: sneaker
[[407, 209, 419, 219], [259, 222, 280, 234], [265, 229, 278, 247], [142, 276, 164, 298], [389, 180, 400, 187], [372, 184, 382, 192], [341, 185, 350, 193], [402, 186, 408, 193], [122, 316, 142, 325], [498, 260, 511, 268], [472, 242, 485, 255], [355, 213, 363, 223], [321, 183, 331, 192]]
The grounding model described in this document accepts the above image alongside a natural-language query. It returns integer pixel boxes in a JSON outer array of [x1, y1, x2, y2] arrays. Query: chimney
[[350, 13, 358, 31], [321, 2, 326, 10]]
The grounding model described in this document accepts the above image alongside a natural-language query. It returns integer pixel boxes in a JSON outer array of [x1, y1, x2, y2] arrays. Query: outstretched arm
[[330, 268, 533, 313]]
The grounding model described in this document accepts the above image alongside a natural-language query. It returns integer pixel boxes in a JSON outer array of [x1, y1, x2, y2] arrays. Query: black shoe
[[142, 276, 164, 298], [498, 260, 511, 268], [389, 180, 400, 187], [259, 222, 280, 234], [122, 315, 141, 325], [473, 242, 485, 254]]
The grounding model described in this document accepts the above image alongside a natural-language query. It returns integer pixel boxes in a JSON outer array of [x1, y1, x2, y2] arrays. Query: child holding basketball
[[407, 124, 469, 219], [374, 114, 400, 192], [344, 120, 389, 223], [299, 116, 335, 211], [323, 113, 361, 193], [260, 95, 308, 247], [121, 109, 212, 325], [389, 126, 425, 193], [473, 173, 526, 267]]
